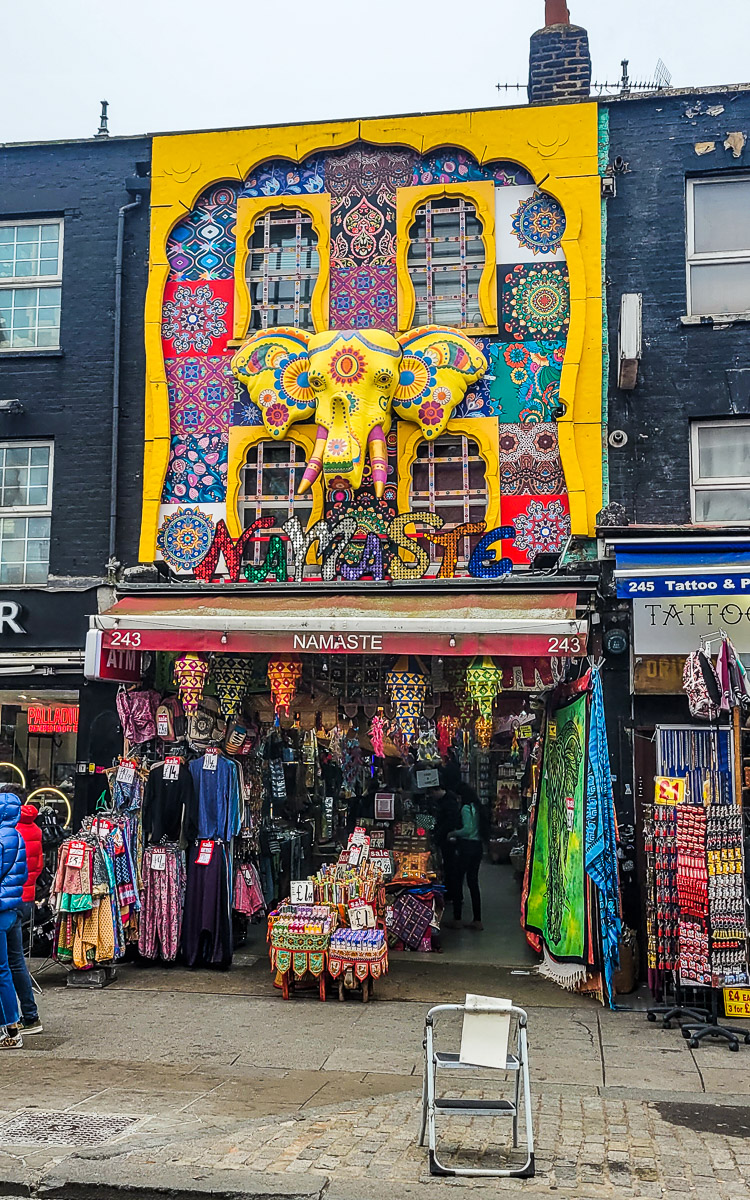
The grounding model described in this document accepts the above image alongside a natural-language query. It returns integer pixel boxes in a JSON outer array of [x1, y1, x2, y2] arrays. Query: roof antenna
[[620, 60, 631, 95], [95, 100, 110, 139]]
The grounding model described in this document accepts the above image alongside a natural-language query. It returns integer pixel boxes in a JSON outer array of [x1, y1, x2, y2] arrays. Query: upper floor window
[[0, 220, 63, 350], [240, 440, 312, 566], [687, 177, 750, 317], [407, 198, 484, 328], [246, 210, 319, 332], [691, 420, 750, 523], [0, 442, 53, 583], [411, 434, 487, 571]]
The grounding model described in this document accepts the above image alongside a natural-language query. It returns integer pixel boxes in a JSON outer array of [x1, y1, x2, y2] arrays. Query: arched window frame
[[232, 194, 331, 342], [395, 181, 497, 334], [226, 425, 324, 542]]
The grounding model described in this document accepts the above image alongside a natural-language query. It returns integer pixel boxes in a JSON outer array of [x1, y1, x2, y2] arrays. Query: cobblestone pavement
[[2, 965, 749, 1197]]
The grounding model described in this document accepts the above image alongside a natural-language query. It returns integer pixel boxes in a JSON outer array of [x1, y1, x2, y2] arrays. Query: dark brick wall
[[528, 25, 592, 104], [605, 92, 750, 524], [0, 137, 151, 579]]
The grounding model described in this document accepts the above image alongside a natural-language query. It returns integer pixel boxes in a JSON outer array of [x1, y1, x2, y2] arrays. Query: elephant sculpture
[[230, 326, 487, 496]]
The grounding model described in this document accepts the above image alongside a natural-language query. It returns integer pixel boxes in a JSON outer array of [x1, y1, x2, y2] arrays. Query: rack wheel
[[689, 1038, 700, 1049], [681, 1028, 691, 1040], [646, 1012, 656, 1023], [663, 1021, 672, 1030], [729, 1041, 739, 1052]]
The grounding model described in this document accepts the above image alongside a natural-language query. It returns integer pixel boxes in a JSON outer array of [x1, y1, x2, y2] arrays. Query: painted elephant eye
[[375, 370, 393, 389], [309, 373, 326, 391]]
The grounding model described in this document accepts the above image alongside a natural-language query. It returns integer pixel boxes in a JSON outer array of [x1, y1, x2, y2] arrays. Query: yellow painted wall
[[141, 104, 602, 561]]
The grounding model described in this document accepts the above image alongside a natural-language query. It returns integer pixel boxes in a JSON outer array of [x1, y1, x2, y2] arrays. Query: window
[[240, 440, 312, 565], [407, 197, 485, 328], [411, 434, 487, 570], [0, 220, 63, 350], [0, 689, 78, 796], [0, 442, 53, 583], [246, 210, 320, 331], [691, 420, 750, 523], [687, 178, 750, 316]]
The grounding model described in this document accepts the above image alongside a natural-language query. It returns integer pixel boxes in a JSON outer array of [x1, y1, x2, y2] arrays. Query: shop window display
[[0, 690, 77, 794]]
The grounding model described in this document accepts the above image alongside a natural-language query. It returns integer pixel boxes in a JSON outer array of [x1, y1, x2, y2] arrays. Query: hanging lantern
[[267, 656, 302, 716], [386, 657, 429, 741], [369, 712, 386, 758], [437, 715, 460, 758], [174, 653, 209, 715], [466, 656, 503, 721], [475, 716, 494, 749], [211, 655, 251, 717], [416, 723, 439, 763]]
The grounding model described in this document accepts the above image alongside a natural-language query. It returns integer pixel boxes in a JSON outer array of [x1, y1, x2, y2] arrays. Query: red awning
[[93, 593, 587, 658]]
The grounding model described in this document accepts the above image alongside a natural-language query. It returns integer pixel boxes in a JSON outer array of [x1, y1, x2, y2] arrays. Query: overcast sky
[[3, 0, 749, 144]]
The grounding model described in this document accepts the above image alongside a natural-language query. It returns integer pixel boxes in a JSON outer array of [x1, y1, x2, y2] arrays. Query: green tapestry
[[525, 691, 587, 961]]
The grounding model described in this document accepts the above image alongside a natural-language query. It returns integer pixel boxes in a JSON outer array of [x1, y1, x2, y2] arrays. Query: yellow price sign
[[547, 722, 557, 740], [655, 777, 685, 806], [724, 988, 750, 1019]]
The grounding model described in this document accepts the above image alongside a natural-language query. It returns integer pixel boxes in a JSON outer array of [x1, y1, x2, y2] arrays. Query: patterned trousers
[[139, 846, 185, 962]]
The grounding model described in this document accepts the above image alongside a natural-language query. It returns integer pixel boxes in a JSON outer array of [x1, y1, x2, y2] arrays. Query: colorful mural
[[143, 107, 603, 578]]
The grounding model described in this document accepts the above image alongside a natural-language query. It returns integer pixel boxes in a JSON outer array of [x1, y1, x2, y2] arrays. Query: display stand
[[646, 978, 711, 1028], [680, 989, 750, 1051]]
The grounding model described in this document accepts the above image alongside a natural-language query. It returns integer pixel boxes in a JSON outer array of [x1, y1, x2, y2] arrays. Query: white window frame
[[407, 197, 485, 330], [410, 433, 488, 570], [0, 440, 54, 585], [246, 210, 319, 332], [239, 439, 312, 565], [686, 176, 750, 318], [0, 218, 64, 351], [690, 419, 750, 524]]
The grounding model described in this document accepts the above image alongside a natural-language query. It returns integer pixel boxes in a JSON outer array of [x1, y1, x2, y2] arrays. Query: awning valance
[[93, 592, 587, 658]]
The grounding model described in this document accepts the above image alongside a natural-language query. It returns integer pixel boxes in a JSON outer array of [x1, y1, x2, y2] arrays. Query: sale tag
[[164, 756, 180, 782], [370, 829, 385, 849], [351, 826, 368, 844], [203, 750, 219, 771], [724, 987, 750, 1018], [547, 722, 557, 741], [151, 850, 167, 872], [196, 839, 214, 865], [349, 901, 376, 929], [519, 725, 533, 739], [348, 843, 363, 867], [117, 761, 136, 784], [67, 840, 86, 869], [156, 712, 171, 738], [290, 880, 314, 904], [565, 795, 575, 832]]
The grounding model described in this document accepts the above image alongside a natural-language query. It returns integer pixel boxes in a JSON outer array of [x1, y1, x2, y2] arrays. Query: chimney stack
[[528, 2, 592, 104]]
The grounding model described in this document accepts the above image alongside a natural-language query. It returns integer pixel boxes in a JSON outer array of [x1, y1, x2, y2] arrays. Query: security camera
[[552, 403, 567, 420]]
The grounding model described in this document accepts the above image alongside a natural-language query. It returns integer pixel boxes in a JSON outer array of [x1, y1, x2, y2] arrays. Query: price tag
[[370, 830, 385, 849], [349, 901, 376, 929], [519, 725, 533, 739], [116, 762, 136, 785], [156, 712, 171, 738], [67, 840, 86, 869], [565, 795, 576, 832], [203, 750, 219, 771], [151, 850, 167, 872], [348, 843, 363, 867], [351, 826, 368, 845], [415, 768, 439, 790], [547, 722, 557, 741], [290, 879, 314, 904], [164, 756, 180, 782], [196, 839, 214, 865]]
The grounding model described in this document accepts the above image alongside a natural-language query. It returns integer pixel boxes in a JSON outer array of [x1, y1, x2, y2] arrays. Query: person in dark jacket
[[448, 785, 485, 930], [0, 793, 27, 1048], [7, 804, 44, 1033]]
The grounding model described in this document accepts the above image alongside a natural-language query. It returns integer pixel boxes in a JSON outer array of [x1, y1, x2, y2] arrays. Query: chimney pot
[[546, 0, 570, 23]]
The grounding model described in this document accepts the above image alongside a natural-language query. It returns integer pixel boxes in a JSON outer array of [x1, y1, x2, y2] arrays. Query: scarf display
[[585, 669, 622, 1006]]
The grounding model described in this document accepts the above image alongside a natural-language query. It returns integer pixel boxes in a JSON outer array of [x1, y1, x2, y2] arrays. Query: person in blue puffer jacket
[[0, 793, 27, 1049]]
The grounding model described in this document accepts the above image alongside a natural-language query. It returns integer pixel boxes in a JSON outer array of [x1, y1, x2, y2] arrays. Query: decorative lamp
[[466, 656, 503, 721], [386, 657, 429, 741], [211, 655, 251, 717], [437, 715, 460, 758], [475, 716, 494, 749], [267, 656, 303, 716], [174, 653, 209, 715]]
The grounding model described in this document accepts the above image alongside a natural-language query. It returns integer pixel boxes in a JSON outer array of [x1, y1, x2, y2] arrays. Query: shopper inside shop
[[449, 785, 486, 931]]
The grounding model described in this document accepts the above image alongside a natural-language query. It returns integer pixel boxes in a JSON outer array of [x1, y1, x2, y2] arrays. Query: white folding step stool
[[419, 1000, 535, 1178]]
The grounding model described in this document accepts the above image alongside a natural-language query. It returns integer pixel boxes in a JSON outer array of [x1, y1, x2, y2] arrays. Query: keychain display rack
[[645, 724, 750, 1050]]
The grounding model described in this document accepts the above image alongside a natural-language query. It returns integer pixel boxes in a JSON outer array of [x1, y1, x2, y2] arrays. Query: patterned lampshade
[[386, 657, 429, 741], [267, 656, 303, 716], [174, 652, 209, 715], [466, 656, 503, 720], [211, 654, 251, 717]]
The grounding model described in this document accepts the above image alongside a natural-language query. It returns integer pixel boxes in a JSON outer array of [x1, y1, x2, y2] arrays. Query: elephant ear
[[392, 326, 488, 439], [230, 328, 315, 438]]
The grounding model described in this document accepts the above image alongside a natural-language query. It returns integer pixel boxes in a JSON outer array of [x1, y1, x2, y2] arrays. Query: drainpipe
[[108, 193, 142, 572]]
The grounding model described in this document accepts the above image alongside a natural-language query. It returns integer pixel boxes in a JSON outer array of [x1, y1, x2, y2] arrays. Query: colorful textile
[[390, 893, 432, 950], [524, 691, 587, 962], [585, 670, 622, 1007], [139, 845, 185, 961]]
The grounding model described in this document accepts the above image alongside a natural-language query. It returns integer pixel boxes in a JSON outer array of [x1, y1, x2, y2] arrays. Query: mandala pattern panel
[[497, 422, 565, 495], [330, 264, 397, 331], [501, 264, 570, 341], [166, 356, 235, 438], [162, 280, 233, 356], [484, 340, 565, 423], [232, 378, 263, 427], [163, 432, 228, 505], [501, 494, 571, 566], [241, 159, 325, 198], [167, 184, 239, 282], [156, 507, 215, 571], [496, 187, 566, 263]]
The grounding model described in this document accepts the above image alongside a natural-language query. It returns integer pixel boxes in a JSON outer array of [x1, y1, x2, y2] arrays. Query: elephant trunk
[[297, 425, 328, 495], [367, 425, 388, 499]]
